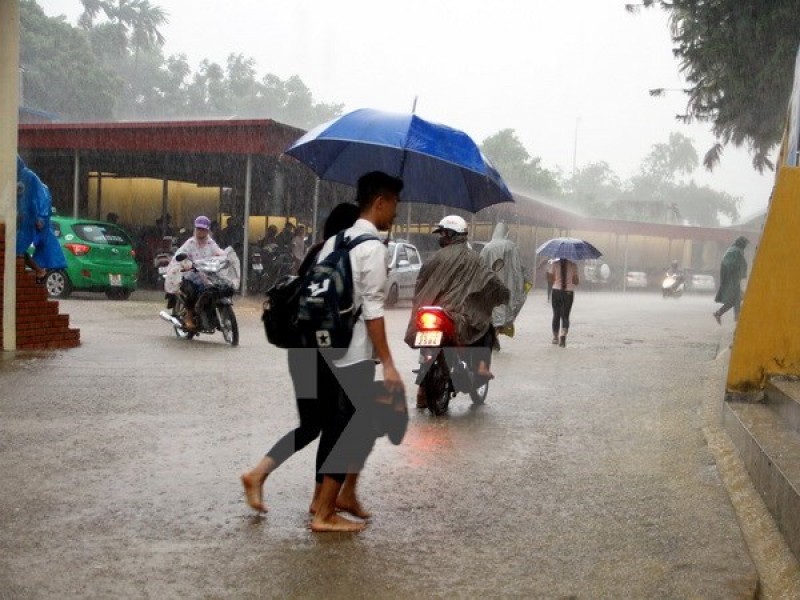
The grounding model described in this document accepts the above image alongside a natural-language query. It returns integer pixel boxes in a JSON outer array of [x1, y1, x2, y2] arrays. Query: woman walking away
[[547, 258, 579, 347], [241, 203, 360, 514]]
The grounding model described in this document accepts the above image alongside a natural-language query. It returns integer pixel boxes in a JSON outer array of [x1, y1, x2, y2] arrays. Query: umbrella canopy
[[284, 108, 513, 213], [536, 237, 603, 261]]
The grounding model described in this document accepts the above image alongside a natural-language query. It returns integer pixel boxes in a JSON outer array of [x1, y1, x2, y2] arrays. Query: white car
[[690, 273, 716, 293], [625, 271, 649, 289], [386, 240, 422, 306]]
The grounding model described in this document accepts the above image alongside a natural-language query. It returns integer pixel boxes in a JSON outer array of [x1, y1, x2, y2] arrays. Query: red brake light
[[130, 249, 136, 258], [418, 310, 444, 331], [64, 243, 91, 256]]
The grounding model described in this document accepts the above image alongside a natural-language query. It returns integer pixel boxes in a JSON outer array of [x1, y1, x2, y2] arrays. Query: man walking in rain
[[713, 236, 749, 324], [479, 223, 530, 338]]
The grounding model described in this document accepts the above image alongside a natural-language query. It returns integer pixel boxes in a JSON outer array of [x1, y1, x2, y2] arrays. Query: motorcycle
[[159, 252, 240, 346], [246, 245, 273, 295], [411, 306, 491, 416], [153, 235, 178, 284], [261, 243, 295, 289], [662, 271, 686, 298]]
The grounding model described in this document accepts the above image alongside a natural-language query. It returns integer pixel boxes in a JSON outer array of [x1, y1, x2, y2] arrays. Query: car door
[[401, 244, 422, 300]]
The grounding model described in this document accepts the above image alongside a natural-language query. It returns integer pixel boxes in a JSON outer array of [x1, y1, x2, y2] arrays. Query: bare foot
[[310, 512, 366, 532], [240, 472, 267, 512], [336, 496, 372, 520], [476, 364, 495, 380]]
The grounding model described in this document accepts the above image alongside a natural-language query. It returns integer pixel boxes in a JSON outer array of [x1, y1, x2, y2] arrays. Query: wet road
[[0, 289, 756, 598]]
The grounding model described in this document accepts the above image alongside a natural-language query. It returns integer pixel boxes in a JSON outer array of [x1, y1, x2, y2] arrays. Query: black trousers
[[315, 358, 378, 484], [264, 348, 322, 468], [551, 288, 575, 335]]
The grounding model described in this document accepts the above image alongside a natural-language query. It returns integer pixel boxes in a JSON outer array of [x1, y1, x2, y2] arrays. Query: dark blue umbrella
[[284, 108, 513, 213], [536, 237, 603, 261]]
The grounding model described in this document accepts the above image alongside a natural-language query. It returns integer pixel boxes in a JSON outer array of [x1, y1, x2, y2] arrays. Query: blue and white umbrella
[[536, 237, 603, 261], [284, 108, 513, 213]]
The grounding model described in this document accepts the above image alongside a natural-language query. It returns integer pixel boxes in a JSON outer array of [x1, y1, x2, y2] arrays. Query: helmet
[[194, 215, 211, 230], [433, 215, 468, 235]]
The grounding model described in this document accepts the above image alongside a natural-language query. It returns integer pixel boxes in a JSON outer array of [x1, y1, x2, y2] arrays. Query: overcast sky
[[39, 0, 776, 219]]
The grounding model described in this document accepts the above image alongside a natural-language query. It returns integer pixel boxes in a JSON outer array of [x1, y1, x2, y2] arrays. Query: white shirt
[[548, 259, 579, 292], [317, 218, 387, 367]]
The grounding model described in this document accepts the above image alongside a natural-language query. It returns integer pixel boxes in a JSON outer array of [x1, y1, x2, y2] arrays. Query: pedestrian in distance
[[713, 236, 749, 325], [479, 222, 531, 338], [240, 202, 360, 515], [291, 225, 307, 273], [548, 257, 579, 347]]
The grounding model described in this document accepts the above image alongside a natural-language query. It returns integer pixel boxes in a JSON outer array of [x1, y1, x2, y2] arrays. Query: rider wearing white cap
[[405, 215, 509, 406]]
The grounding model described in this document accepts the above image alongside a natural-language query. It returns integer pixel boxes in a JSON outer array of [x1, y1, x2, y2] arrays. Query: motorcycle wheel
[[469, 377, 490, 405], [217, 305, 239, 346], [171, 297, 196, 340], [424, 356, 450, 416]]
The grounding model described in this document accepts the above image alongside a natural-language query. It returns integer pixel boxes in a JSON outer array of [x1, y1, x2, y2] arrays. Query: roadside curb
[[702, 333, 800, 598]]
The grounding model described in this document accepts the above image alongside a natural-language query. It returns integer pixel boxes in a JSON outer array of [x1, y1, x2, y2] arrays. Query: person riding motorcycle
[[404, 215, 509, 408], [165, 215, 226, 330], [667, 260, 684, 279]]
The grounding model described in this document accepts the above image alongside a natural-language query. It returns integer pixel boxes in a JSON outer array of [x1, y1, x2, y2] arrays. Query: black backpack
[[261, 274, 304, 349], [295, 231, 379, 359]]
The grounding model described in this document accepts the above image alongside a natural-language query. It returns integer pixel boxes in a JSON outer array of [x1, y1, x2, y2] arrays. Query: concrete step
[[769, 378, 800, 435], [724, 385, 800, 561]]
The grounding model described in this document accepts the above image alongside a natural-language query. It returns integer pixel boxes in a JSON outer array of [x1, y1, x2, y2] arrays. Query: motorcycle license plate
[[158, 266, 168, 275], [415, 331, 442, 347], [253, 264, 263, 272], [109, 274, 122, 287]]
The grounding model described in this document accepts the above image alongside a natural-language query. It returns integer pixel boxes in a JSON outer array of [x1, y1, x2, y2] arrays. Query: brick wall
[[0, 223, 81, 350]]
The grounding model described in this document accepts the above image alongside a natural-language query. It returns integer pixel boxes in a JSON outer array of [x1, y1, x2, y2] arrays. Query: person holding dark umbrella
[[547, 258, 580, 347], [536, 237, 601, 347]]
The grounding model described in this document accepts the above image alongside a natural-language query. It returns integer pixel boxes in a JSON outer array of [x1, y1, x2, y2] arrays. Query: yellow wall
[[88, 177, 220, 229], [726, 166, 800, 391]]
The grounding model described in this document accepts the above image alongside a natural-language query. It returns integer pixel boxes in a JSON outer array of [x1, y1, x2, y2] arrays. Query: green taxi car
[[42, 216, 139, 300]]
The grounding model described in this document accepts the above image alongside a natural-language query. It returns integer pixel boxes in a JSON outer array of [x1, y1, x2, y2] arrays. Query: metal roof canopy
[[18, 119, 309, 295]]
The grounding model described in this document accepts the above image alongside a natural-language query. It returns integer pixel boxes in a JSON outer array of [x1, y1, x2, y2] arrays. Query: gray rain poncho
[[479, 223, 529, 329], [404, 237, 509, 347]]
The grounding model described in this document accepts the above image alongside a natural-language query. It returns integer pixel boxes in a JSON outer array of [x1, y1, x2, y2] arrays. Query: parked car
[[42, 216, 139, 300], [386, 239, 422, 306], [625, 271, 649, 289], [584, 259, 612, 287], [689, 273, 716, 293]]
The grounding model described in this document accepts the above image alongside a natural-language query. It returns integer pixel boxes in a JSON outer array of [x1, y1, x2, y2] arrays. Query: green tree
[[608, 132, 740, 225], [480, 129, 562, 197], [641, 131, 698, 182], [25, 0, 342, 127], [630, 1, 800, 171], [565, 161, 623, 215], [20, 0, 121, 119]]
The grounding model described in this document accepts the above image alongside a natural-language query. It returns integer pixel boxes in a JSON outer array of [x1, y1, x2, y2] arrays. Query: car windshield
[[72, 223, 132, 247]]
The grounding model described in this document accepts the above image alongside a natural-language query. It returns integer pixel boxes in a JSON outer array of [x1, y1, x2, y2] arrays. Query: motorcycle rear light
[[65, 243, 91, 256], [417, 311, 444, 331]]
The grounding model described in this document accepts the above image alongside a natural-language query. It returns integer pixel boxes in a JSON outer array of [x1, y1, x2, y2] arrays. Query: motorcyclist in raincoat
[[405, 215, 509, 407], [479, 222, 531, 337]]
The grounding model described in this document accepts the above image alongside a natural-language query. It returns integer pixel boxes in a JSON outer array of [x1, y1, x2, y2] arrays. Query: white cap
[[433, 215, 468, 234]]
